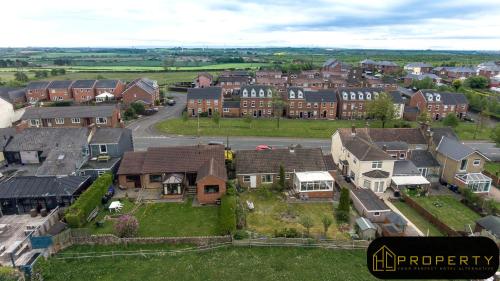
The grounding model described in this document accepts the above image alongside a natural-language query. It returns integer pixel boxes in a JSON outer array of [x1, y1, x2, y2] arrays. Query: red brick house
[[256, 70, 282, 79], [21, 105, 121, 128], [321, 59, 351, 78], [409, 90, 468, 120], [121, 78, 159, 105], [432, 66, 477, 81], [336, 87, 384, 119], [286, 87, 337, 119], [117, 145, 227, 204], [194, 72, 213, 88], [26, 81, 50, 102], [288, 77, 326, 91], [95, 80, 125, 97], [477, 61, 500, 78], [222, 100, 240, 117], [72, 80, 97, 103], [47, 80, 74, 102], [240, 85, 275, 118], [217, 76, 249, 96], [404, 62, 433, 75], [187, 87, 223, 117], [360, 59, 401, 74]]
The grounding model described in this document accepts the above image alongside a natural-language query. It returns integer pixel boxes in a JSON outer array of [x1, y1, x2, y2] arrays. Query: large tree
[[366, 92, 395, 128], [271, 89, 286, 129], [465, 76, 490, 89], [14, 72, 28, 82], [442, 114, 459, 128]]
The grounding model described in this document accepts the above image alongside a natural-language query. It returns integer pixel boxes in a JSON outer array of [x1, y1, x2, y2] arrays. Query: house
[[26, 81, 50, 102], [0, 176, 92, 215], [360, 59, 400, 74], [47, 80, 74, 101], [0, 87, 26, 105], [404, 62, 433, 75], [235, 147, 331, 197], [21, 105, 121, 128], [0, 128, 15, 166], [288, 77, 326, 91], [474, 216, 500, 241], [287, 88, 337, 119], [78, 128, 133, 179], [409, 150, 440, 183], [387, 91, 405, 119], [71, 80, 97, 103], [355, 217, 377, 240], [121, 78, 159, 105], [194, 72, 213, 88], [240, 85, 275, 118], [403, 73, 442, 87], [217, 72, 251, 95], [477, 61, 500, 78], [432, 66, 477, 80], [222, 100, 240, 117], [255, 74, 288, 93], [409, 90, 468, 120], [435, 136, 491, 193], [95, 80, 125, 97], [350, 187, 391, 222], [117, 145, 227, 204], [256, 70, 283, 79], [336, 88, 384, 119], [0, 96, 25, 128], [187, 87, 223, 117], [363, 75, 398, 91], [331, 127, 396, 193], [321, 59, 351, 77]]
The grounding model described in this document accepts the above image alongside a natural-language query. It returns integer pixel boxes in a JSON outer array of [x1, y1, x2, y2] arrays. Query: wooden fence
[[483, 170, 499, 188], [232, 238, 370, 249]]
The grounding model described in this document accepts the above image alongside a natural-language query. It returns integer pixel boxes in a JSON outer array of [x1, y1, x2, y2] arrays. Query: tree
[[417, 111, 431, 124], [51, 69, 59, 76], [442, 114, 459, 128], [123, 108, 136, 120], [34, 70, 48, 78], [114, 214, 139, 238], [321, 215, 333, 236], [271, 89, 286, 129], [299, 215, 314, 237], [465, 76, 489, 89], [336, 188, 350, 223], [411, 77, 435, 89], [366, 92, 395, 128], [212, 111, 221, 128], [279, 164, 286, 190], [243, 114, 252, 128], [14, 72, 28, 82], [130, 102, 146, 115], [452, 79, 462, 91], [492, 124, 500, 147]]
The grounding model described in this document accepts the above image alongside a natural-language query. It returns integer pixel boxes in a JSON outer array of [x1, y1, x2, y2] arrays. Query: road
[[463, 141, 500, 162]]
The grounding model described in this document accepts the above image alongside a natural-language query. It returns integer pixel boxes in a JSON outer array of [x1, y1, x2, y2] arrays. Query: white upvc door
[[250, 176, 257, 188]]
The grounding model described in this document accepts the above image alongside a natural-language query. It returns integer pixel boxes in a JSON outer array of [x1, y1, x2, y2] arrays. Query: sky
[[2, 0, 500, 50]]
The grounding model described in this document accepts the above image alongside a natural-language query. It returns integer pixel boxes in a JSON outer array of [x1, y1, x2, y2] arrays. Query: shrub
[[226, 181, 236, 196], [124, 108, 137, 120], [199, 112, 209, 118], [299, 215, 314, 236], [336, 210, 349, 223], [0, 267, 22, 281], [130, 102, 146, 115], [114, 214, 139, 238], [233, 229, 249, 240], [65, 173, 113, 228], [235, 199, 247, 229], [218, 194, 237, 235], [442, 114, 459, 128], [336, 188, 350, 223], [274, 227, 300, 238], [51, 101, 72, 107]]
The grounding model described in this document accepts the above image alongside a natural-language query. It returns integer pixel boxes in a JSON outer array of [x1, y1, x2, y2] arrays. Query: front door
[[250, 176, 257, 188], [258, 110, 262, 117], [208, 108, 212, 116]]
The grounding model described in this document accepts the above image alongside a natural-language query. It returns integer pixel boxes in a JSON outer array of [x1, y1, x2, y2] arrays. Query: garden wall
[[71, 234, 232, 246], [401, 193, 460, 236]]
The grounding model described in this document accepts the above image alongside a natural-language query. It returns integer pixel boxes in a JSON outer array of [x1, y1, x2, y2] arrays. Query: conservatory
[[455, 173, 492, 193], [293, 171, 334, 198], [162, 173, 184, 198]]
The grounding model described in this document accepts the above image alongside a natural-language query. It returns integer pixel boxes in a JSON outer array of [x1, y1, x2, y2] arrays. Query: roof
[[305, 90, 337, 102], [323, 154, 336, 170], [5, 128, 88, 152], [187, 87, 222, 100], [405, 62, 432, 68], [125, 78, 158, 95], [350, 188, 390, 212], [72, 80, 97, 88], [235, 148, 326, 174], [363, 170, 390, 178], [477, 61, 500, 72], [405, 73, 440, 80], [90, 128, 130, 144], [0, 87, 25, 103], [0, 128, 15, 149], [410, 150, 439, 167], [356, 217, 376, 231], [367, 128, 426, 145], [337, 128, 393, 161], [430, 127, 458, 145], [374, 141, 409, 151], [36, 148, 86, 176], [116, 151, 147, 175], [223, 100, 240, 108], [391, 175, 430, 186], [218, 76, 249, 83], [95, 80, 119, 88], [295, 171, 334, 182], [0, 176, 90, 199], [387, 91, 404, 104], [48, 80, 74, 89], [197, 72, 214, 80], [393, 160, 421, 176], [436, 136, 482, 161], [337, 88, 384, 101], [386, 212, 407, 227], [220, 70, 250, 77], [476, 215, 500, 237], [22, 105, 116, 120], [420, 90, 468, 105], [26, 81, 50, 90], [240, 85, 273, 98], [196, 158, 227, 182]]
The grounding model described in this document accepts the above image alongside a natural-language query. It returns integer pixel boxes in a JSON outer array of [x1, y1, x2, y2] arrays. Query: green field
[[391, 201, 444, 236], [88, 199, 219, 237], [411, 195, 480, 232], [35, 245, 373, 281]]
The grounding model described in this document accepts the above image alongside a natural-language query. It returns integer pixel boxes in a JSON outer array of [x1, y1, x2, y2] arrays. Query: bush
[[233, 229, 249, 240], [336, 188, 350, 223], [124, 108, 137, 120], [130, 102, 146, 115], [114, 214, 139, 238], [0, 267, 22, 281], [218, 194, 237, 235], [50, 101, 73, 107], [226, 181, 236, 196], [274, 228, 300, 238], [65, 173, 113, 228], [336, 210, 349, 223], [199, 112, 209, 118], [442, 114, 459, 128]]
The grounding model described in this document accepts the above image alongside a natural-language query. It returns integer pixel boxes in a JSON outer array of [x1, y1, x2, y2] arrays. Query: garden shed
[[355, 217, 377, 240]]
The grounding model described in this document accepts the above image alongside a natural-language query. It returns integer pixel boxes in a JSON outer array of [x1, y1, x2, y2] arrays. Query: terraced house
[[336, 87, 384, 119], [94, 79, 125, 97], [26, 81, 50, 102], [286, 87, 337, 119], [409, 90, 468, 120], [71, 80, 97, 103], [47, 80, 74, 101], [240, 85, 275, 118], [187, 87, 223, 117]]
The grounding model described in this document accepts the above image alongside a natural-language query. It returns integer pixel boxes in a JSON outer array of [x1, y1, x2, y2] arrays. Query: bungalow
[[194, 72, 213, 88], [121, 78, 159, 105], [187, 87, 223, 117], [117, 145, 227, 204], [95, 80, 125, 97], [0, 176, 92, 215], [47, 80, 74, 101], [26, 81, 50, 102], [72, 80, 97, 103], [21, 105, 121, 128]]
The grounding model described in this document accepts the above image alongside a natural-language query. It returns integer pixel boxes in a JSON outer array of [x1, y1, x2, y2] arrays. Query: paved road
[[463, 141, 500, 162]]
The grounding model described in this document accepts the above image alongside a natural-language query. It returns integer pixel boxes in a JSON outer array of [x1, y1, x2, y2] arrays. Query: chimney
[[15, 121, 28, 133], [351, 124, 356, 136], [382, 145, 387, 152], [289, 145, 296, 153]]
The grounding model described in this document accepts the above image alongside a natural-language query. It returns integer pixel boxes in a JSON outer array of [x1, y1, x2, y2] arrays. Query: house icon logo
[[372, 245, 397, 272]]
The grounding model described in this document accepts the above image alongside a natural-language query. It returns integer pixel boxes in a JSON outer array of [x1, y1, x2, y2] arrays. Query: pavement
[[462, 141, 500, 162]]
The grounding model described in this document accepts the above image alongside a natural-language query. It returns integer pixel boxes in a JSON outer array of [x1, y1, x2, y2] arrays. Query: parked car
[[167, 99, 176, 106], [143, 108, 158, 116], [256, 145, 272, 150], [208, 141, 224, 146], [463, 116, 474, 122]]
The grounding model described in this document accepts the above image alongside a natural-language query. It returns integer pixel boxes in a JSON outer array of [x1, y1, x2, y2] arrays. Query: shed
[[355, 217, 377, 240]]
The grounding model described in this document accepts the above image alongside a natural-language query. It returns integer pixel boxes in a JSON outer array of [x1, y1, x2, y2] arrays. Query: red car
[[256, 145, 272, 151]]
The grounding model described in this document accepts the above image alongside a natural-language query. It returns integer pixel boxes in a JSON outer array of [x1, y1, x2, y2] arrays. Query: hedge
[[218, 194, 237, 235], [65, 173, 113, 228], [0, 267, 21, 281]]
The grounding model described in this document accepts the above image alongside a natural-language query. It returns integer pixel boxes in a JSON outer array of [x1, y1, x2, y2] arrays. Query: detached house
[[187, 87, 223, 117], [404, 62, 433, 75], [336, 88, 384, 119], [360, 59, 400, 74], [194, 73, 213, 88], [240, 85, 274, 118], [72, 80, 97, 103], [47, 80, 74, 101], [121, 78, 159, 105], [26, 81, 50, 102], [21, 105, 121, 128], [409, 90, 468, 120]]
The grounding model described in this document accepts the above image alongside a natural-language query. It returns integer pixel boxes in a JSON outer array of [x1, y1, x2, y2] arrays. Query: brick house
[[117, 145, 227, 204], [404, 62, 433, 75], [240, 85, 275, 118], [432, 66, 477, 81], [187, 87, 223, 117], [72, 80, 97, 103], [26, 81, 50, 102], [409, 90, 468, 120], [222, 100, 240, 117], [47, 80, 74, 102], [217, 76, 249, 96], [403, 73, 442, 87], [336, 87, 384, 119], [321, 59, 351, 78], [255, 71, 288, 93], [121, 78, 159, 105], [288, 77, 326, 91], [477, 61, 500, 78], [194, 72, 213, 88], [286, 87, 337, 119], [95, 80, 125, 97], [256, 70, 283, 79], [360, 59, 401, 74], [21, 105, 121, 128]]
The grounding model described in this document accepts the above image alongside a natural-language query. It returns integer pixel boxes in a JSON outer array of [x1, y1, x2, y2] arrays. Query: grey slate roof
[[476, 215, 500, 237], [72, 80, 97, 88], [0, 128, 15, 150], [5, 128, 88, 152], [363, 170, 390, 178], [404, 106, 419, 113], [95, 80, 119, 88], [436, 136, 476, 161], [405, 62, 432, 68], [337, 128, 393, 161], [374, 141, 409, 151], [48, 80, 74, 89], [22, 105, 116, 120], [304, 90, 337, 102], [387, 91, 404, 104], [222, 100, 240, 108], [0, 87, 25, 103], [410, 150, 439, 167], [430, 127, 458, 145], [187, 87, 222, 100], [36, 148, 86, 176], [419, 91, 468, 105], [240, 85, 272, 97], [337, 88, 384, 101], [405, 73, 440, 80], [350, 188, 390, 211], [393, 160, 421, 176], [125, 78, 158, 95], [386, 212, 407, 227], [26, 81, 50, 90], [0, 176, 91, 199], [356, 217, 376, 231], [90, 128, 131, 144]]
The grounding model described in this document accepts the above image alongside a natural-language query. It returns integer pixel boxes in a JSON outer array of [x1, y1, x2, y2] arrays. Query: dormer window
[[242, 89, 248, 97], [267, 89, 272, 97], [427, 94, 433, 101], [298, 90, 303, 99], [374, 92, 379, 99], [366, 93, 371, 99], [251, 89, 256, 97], [435, 94, 441, 101], [342, 92, 348, 100], [350, 92, 356, 100], [289, 90, 295, 99], [359, 92, 364, 100], [259, 89, 265, 97]]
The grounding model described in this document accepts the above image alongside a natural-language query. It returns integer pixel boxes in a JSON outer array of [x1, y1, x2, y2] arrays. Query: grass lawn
[[411, 195, 480, 232], [36, 245, 373, 281], [240, 191, 349, 239], [433, 121, 493, 141], [391, 201, 444, 236], [87, 198, 219, 237], [485, 161, 500, 176]]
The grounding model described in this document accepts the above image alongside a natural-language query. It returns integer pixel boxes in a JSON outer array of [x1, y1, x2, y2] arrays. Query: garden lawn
[[240, 191, 349, 239], [433, 121, 493, 141], [156, 118, 417, 139], [411, 195, 480, 232], [484, 161, 500, 176], [36, 245, 373, 281], [391, 201, 443, 236], [87, 198, 219, 237]]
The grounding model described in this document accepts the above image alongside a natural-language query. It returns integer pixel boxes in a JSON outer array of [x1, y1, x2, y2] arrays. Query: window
[[149, 175, 162, 183], [372, 161, 382, 169], [198, 108, 202, 113], [435, 105, 440, 110], [243, 101, 247, 107], [363, 180, 371, 189], [242, 89, 248, 97], [251, 89, 256, 97], [399, 153, 405, 159], [259, 89, 265, 97], [204, 185, 220, 194], [427, 105, 432, 111], [307, 103, 311, 108], [214, 100, 218, 105], [289, 90, 295, 99], [96, 117, 107, 124], [342, 92, 348, 100], [473, 159, 481, 166], [223, 108, 229, 113], [71, 118, 81, 124], [285, 174, 290, 179], [374, 212, 380, 216], [55, 118, 64, 124], [297, 91, 303, 98], [198, 99, 202, 104], [298, 102, 303, 108], [314, 103, 318, 108], [97, 170, 105, 176], [259, 101, 263, 107], [460, 159, 468, 171], [290, 101, 294, 108], [251, 101, 255, 107], [99, 144, 107, 154], [373, 181, 384, 193], [30, 119, 40, 127], [418, 168, 428, 177], [207, 100, 211, 105], [261, 174, 273, 183], [243, 176, 251, 182], [267, 101, 272, 108]]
